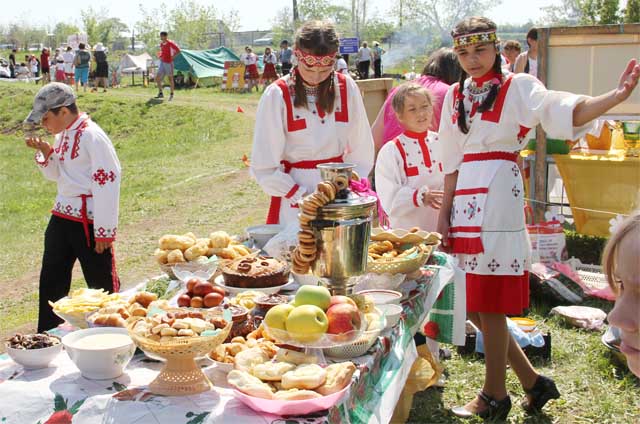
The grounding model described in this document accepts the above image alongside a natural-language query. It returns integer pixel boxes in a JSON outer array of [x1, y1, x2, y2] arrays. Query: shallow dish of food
[[5, 333, 62, 369], [245, 224, 284, 250], [213, 275, 295, 296]]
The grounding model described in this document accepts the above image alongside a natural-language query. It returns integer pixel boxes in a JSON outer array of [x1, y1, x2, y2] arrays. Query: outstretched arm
[[573, 59, 639, 127]]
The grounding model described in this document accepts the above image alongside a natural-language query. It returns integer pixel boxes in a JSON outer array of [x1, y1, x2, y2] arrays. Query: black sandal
[[452, 391, 512, 420], [522, 375, 560, 412]]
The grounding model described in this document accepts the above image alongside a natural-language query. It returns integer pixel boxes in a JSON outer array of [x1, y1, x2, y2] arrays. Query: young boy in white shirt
[[24, 83, 121, 331]]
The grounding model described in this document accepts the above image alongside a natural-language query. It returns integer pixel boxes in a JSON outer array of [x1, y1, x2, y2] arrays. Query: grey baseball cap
[[24, 82, 77, 124]]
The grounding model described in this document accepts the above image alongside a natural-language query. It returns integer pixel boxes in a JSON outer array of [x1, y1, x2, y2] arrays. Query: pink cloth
[[382, 75, 450, 145], [350, 177, 389, 228]]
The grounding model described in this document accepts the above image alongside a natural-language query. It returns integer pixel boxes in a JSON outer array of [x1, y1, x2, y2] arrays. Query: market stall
[[1, 166, 464, 424], [531, 24, 640, 226]]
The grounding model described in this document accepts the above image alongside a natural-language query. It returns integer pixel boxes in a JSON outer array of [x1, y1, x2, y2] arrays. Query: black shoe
[[155, 92, 164, 98], [168, 93, 173, 101], [452, 391, 512, 420], [522, 375, 560, 413]]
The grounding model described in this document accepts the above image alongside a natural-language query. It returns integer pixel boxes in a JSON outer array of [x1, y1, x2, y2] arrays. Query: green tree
[[168, 0, 217, 49], [53, 22, 81, 48], [597, 0, 620, 23], [403, 0, 496, 42], [97, 18, 129, 46], [624, 0, 640, 22], [80, 7, 102, 44]]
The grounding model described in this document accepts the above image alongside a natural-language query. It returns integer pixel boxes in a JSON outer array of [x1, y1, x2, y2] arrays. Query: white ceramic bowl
[[5, 341, 62, 369], [291, 272, 320, 286], [357, 289, 402, 305], [245, 224, 284, 249], [62, 327, 135, 380], [377, 304, 403, 329]]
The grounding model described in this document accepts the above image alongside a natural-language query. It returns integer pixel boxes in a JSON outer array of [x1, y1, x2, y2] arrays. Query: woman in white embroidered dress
[[375, 82, 444, 231], [437, 17, 640, 420], [250, 20, 374, 226]]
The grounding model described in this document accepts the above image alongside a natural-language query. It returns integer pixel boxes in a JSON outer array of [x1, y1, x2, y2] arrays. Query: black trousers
[[281, 63, 292, 76], [359, 60, 370, 79], [374, 59, 382, 78], [38, 215, 119, 332]]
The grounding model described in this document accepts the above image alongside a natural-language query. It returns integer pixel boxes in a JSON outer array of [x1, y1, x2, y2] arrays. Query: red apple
[[190, 296, 204, 308], [186, 278, 200, 293], [329, 295, 357, 309], [326, 303, 361, 335], [211, 286, 225, 297], [204, 292, 223, 308], [193, 281, 214, 297], [177, 294, 192, 307]]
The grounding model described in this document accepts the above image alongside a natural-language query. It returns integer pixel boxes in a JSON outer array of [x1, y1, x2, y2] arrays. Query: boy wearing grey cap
[[24, 82, 121, 332]]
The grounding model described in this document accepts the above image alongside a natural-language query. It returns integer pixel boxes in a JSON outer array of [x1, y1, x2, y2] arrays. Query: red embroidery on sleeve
[[93, 168, 117, 186], [334, 73, 349, 122]]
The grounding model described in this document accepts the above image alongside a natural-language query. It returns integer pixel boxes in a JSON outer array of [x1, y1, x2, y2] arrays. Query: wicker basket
[[366, 244, 436, 275], [324, 316, 386, 359], [127, 311, 231, 396]]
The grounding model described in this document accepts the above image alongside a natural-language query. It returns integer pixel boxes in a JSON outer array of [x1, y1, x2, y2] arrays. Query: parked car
[[253, 33, 274, 46]]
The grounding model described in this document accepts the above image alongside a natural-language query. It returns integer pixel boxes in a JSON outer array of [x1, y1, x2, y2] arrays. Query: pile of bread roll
[[227, 349, 356, 400], [155, 231, 253, 265]]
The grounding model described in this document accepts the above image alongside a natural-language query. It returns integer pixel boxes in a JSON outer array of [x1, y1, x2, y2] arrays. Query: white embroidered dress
[[439, 72, 594, 312], [375, 130, 444, 231], [251, 72, 374, 225], [35, 113, 121, 243]]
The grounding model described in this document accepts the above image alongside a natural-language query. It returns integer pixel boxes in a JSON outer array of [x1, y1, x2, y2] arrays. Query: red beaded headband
[[294, 49, 336, 67]]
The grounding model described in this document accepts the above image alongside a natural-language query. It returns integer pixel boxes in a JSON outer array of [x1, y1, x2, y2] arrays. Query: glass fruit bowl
[[262, 316, 366, 349]]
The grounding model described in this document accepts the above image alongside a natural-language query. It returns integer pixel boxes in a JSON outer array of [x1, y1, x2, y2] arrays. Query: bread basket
[[366, 243, 436, 275]]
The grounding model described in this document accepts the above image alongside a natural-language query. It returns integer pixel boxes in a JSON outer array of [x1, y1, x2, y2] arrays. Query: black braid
[[477, 53, 503, 113], [456, 69, 469, 134]]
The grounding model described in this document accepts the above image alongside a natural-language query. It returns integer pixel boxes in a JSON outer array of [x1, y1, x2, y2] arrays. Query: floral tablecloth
[[0, 253, 462, 424]]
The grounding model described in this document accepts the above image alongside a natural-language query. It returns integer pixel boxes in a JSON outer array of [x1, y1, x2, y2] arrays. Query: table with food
[[0, 164, 464, 424]]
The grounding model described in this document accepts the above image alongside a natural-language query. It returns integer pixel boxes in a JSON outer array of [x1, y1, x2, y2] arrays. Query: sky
[[1, 0, 561, 32]]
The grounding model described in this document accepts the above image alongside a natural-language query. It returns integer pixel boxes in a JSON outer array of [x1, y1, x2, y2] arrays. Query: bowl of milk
[[62, 327, 135, 379]]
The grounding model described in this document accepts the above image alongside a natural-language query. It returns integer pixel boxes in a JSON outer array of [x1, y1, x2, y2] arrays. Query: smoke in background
[[381, 26, 441, 70]]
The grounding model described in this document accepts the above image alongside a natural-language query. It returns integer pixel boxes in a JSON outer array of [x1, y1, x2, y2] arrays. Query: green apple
[[285, 305, 329, 343], [264, 303, 295, 331], [293, 286, 332, 311]]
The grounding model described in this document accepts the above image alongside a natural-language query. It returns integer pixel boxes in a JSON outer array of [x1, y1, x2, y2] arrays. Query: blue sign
[[339, 37, 359, 55]]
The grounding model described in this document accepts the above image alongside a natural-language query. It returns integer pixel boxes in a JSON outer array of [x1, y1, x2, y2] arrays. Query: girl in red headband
[[250, 20, 374, 227], [437, 16, 639, 420]]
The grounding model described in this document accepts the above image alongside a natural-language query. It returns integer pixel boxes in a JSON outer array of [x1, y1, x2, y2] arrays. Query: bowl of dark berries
[[5, 333, 62, 369]]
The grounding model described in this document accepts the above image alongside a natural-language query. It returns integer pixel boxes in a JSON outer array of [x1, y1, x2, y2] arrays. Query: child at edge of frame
[[23, 82, 121, 333]]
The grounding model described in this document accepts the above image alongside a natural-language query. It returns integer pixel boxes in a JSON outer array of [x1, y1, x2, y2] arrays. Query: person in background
[[251, 20, 374, 227], [335, 53, 349, 75], [372, 41, 385, 78], [155, 31, 180, 100], [241, 46, 260, 93], [372, 47, 461, 151], [502, 40, 521, 73], [63, 46, 75, 85], [375, 83, 444, 231], [602, 210, 640, 378], [54, 49, 66, 83], [515, 28, 538, 78], [357, 41, 372, 79], [40, 48, 50, 84], [23, 82, 121, 332], [9, 48, 16, 78], [73, 43, 91, 93], [15, 62, 30, 79], [279, 40, 293, 75], [93, 43, 109, 93], [261, 47, 278, 89], [29, 55, 38, 78]]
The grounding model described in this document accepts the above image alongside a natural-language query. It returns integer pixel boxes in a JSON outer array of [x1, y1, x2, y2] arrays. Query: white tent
[[119, 53, 152, 74]]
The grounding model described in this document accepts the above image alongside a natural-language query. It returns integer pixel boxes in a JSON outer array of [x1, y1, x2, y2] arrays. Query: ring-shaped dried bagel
[[301, 203, 318, 216], [334, 175, 349, 190], [299, 250, 316, 262], [317, 181, 336, 200], [298, 230, 314, 241]]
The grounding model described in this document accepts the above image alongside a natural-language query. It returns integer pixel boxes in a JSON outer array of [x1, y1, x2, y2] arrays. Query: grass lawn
[[0, 81, 637, 423]]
